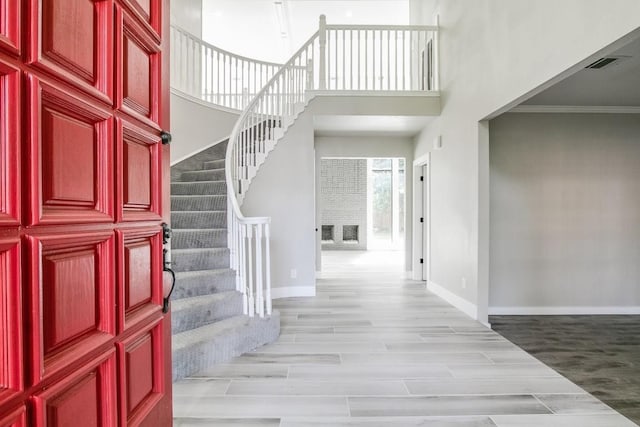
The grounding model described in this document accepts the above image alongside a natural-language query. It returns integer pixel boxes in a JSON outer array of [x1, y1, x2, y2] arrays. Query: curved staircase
[[169, 16, 439, 381], [170, 141, 279, 381]]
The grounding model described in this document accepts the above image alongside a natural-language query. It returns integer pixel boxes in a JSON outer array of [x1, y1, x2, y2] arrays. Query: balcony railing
[[170, 25, 282, 110]]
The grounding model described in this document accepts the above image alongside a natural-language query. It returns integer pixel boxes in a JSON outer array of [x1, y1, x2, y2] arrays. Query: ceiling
[[521, 36, 640, 107], [313, 115, 433, 136], [202, 0, 410, 63]]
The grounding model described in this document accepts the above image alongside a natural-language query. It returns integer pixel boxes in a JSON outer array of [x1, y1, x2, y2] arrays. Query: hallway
[[173, 254, 636, 426]]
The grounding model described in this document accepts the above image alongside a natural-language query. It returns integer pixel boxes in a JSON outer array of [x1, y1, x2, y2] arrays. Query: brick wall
[[320, 159, 367, 250]]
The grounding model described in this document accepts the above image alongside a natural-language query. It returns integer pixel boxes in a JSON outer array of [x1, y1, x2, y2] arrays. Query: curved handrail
[[225, 29, 320, 216], [224, 30, 320, 319], [172, 25, 284, 68]]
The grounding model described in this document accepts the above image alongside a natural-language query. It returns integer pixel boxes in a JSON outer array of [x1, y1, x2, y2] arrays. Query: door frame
[[412, 152, 430, 282]]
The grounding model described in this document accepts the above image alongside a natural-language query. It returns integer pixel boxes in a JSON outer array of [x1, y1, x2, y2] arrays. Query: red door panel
[[116, 8, 160, 127], [0, 61, 20, 226], [0, 0, 171, 424], [0, 406, 25, 427], [0, 237, 22, 407], [117, 119, 161, 222], [117, 227, 162, 332], [117, 322, 164, 426], [32, 352, 117, 427], [26, 77, 114, 226], [118, 0, 161, 42], [27, 0, 113, 102], [0, 0, 20, 55], [25, 231, 115, 385]]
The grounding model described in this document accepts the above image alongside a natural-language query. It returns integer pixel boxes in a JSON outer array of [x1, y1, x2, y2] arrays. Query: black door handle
[[161, 131, 172, 145], [161, 223, 175, 313], [163, 265, 176, 313]]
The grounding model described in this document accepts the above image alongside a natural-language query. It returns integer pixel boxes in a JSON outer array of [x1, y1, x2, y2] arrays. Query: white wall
[[202, 1, 409, 63], [239, 115, 416, 297], [410, 0, 640, 323], [170, 93, 239, 164], [320, 159, 368, 251], [490, 113, 640, 313], [170, 0, 202, 36], [315, 135, 414, 271], [241, 113, 317, 298]]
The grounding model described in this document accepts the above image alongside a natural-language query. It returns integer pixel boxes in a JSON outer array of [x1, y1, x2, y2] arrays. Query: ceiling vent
[[585, 56, 630, 70]]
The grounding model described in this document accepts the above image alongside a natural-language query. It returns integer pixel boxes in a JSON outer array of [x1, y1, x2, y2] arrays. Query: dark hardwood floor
[[492, 315, 640, 425]]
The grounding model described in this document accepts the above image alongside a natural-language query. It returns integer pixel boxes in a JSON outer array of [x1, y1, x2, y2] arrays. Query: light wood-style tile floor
[[173, 251, 638, 426]]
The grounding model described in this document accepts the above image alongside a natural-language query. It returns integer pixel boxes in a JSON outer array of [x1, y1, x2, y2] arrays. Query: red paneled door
[[0, 0, 172, 425]]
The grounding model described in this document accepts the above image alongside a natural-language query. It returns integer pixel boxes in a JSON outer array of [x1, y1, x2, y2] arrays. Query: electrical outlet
[[290, 269, 297, 279], [461, 277, 467, 289]]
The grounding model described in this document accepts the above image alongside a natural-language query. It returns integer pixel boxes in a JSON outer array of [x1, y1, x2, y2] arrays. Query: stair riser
[[171, 293, 243, 334], [180, 169, 226, 182], [172, 312, 281, 381], [171, 196, 227, 211], [172, 230, 227, 249], [203, 159, 226, 170], [172, 250, 230, 272], [171, 212, 226, 229], [171, 182, 226, 195], [172, 272, 236, 300]]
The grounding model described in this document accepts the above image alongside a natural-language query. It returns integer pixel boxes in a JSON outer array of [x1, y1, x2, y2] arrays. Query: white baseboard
[[489, 306, 640, 315], [271, 286, 317, 299], [427, 281, 478, 320]]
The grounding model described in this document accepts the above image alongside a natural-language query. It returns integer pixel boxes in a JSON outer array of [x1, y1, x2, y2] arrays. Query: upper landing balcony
[[170, 15, 440, 132]]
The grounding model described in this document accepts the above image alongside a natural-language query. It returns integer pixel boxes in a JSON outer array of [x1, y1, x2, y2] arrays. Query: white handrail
[[170, 25, 283, 110], [224, 29, 320, 318], [222, 16, 439, 318]]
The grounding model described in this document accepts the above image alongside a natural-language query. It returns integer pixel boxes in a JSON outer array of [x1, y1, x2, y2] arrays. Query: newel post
[[318, 14, 327, 90]]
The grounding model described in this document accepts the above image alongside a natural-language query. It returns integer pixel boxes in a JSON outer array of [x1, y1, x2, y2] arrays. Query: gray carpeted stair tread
[[171, 290, 240, 313], [171, 211, 226, 229], [171, 195, 227, 211], [172, 248, 230, 272], [171, 142, 228, 176], [172, 269, 236, 300], [172, 228, 227, 249], [171, 181, 226, 195], [175, 268, 234, 279], [172, 311, 281, 381], [173, 247, 228, 254], [179, 169, 226, 182], [171, 291, 244, 334], [203, 159, 226, 170]]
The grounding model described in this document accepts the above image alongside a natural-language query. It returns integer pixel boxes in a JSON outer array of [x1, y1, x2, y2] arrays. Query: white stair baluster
[[264, 223, 272, 316], [246, 225, 255, 317], [255, 223, 264, 317], [240, 223, 248, 314]]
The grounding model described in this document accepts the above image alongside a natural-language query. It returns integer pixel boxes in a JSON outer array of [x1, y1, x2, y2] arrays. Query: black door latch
[[162, 223, 176, 313], [161, 131, 172, 145]]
